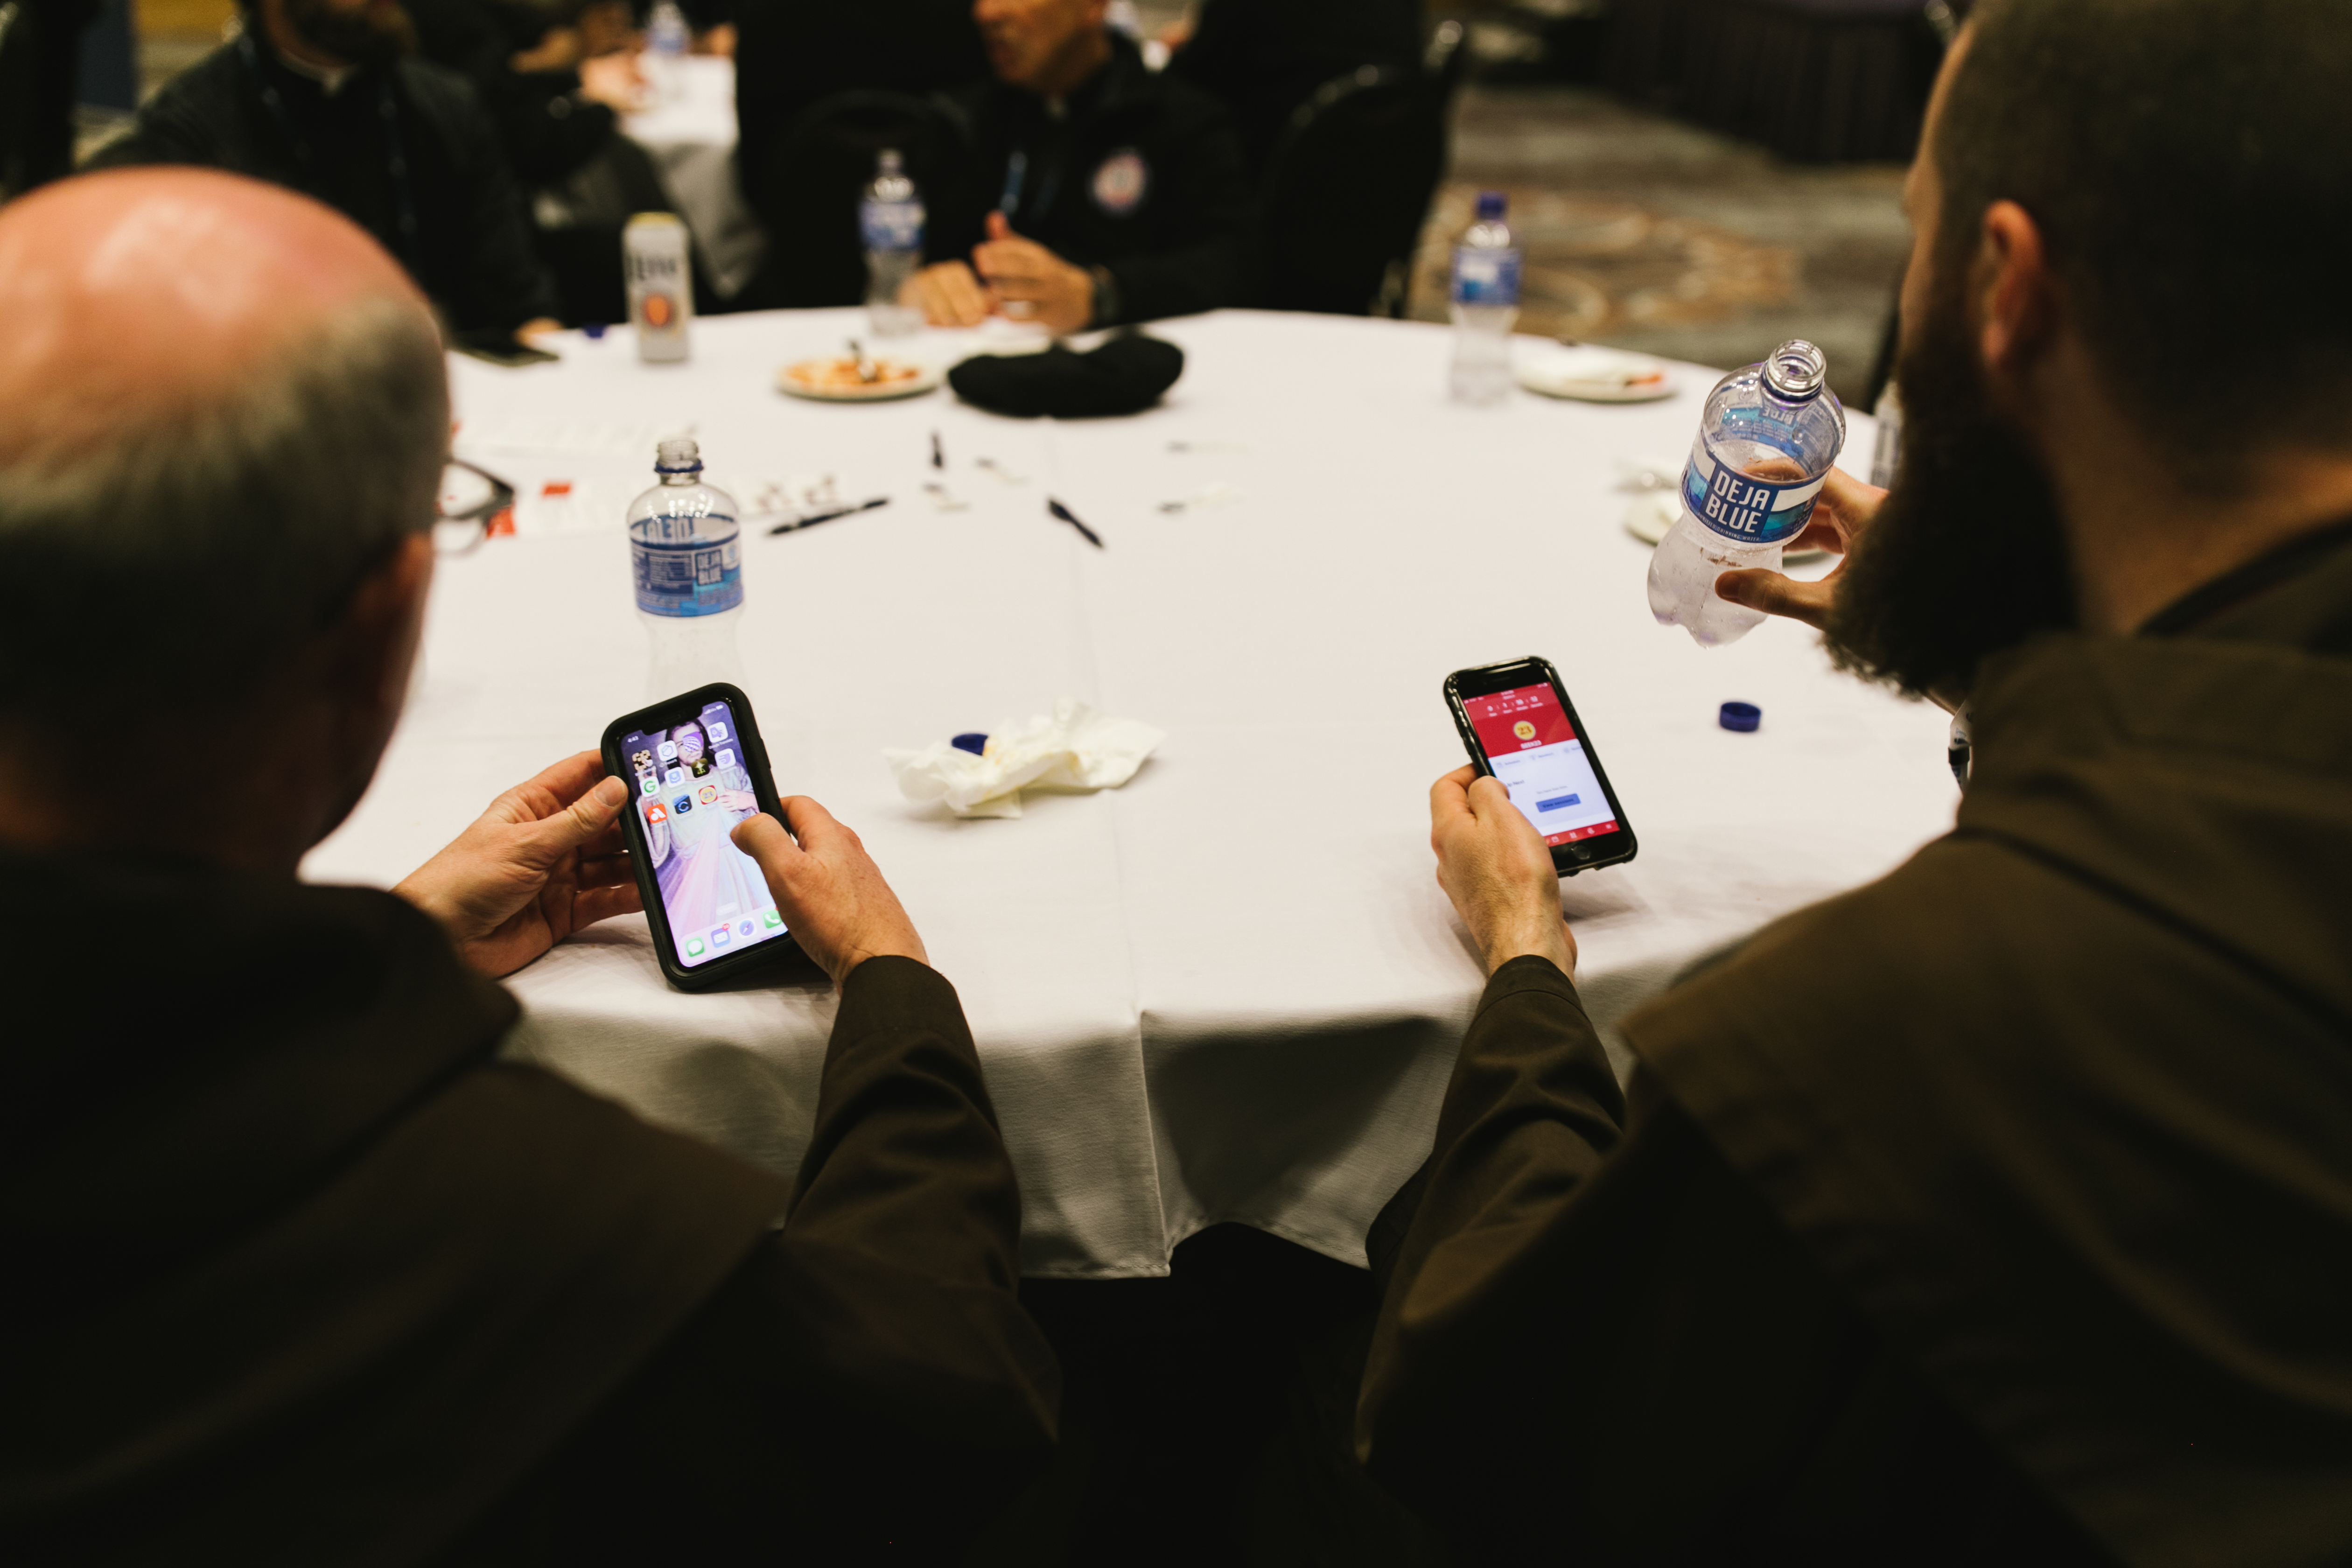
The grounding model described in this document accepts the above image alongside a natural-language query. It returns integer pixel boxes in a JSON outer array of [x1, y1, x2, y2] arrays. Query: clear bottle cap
[[1762, 340, 1828, 403], [655, 436, 703, 474]]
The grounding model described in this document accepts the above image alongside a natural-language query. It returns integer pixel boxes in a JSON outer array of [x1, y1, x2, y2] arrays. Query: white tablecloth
[[623, 56, 764, 300], [305, 308, 1957, 1278]]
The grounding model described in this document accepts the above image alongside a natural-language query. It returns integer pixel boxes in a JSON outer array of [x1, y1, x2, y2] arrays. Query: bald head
[[0, 166, 448, 770], [0, 168, 429, 463]]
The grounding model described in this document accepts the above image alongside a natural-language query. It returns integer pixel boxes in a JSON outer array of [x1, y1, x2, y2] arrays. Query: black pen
[[769, 496, 889, 534], [931, 429, 945, 469], [1047, 496, 1104, 549]]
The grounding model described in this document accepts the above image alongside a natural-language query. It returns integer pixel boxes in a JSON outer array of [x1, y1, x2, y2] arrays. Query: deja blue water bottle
[[1647, 339, 1847, 646], [628, 437, 744, 696], [1449, 191, 1521, 406]]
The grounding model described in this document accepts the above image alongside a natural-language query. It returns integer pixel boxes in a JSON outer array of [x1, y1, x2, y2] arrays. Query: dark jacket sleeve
[[406, 64, 563, 330], [437, 957, 1059, 1565], [1358, 957, 2110, 1564], [1098, 101, 1251, 324]]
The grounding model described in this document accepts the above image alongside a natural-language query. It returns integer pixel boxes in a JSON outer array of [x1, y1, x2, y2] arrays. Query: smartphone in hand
[[1444, 656, 1638, 877], [602, 683, 795, 990]]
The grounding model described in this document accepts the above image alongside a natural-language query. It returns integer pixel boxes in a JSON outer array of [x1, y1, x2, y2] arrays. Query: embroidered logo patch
[[1092, 149, 1148, 216]]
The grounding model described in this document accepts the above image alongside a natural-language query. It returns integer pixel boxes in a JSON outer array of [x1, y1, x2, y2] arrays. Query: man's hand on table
[[905, 260, 994, 327], [973, 212, 1095, 335], [733, 798, 928, 991], [396, 751, 642, 978], [1713, 467, 1885, 631], [575, 51, 647, 112], [1430, 765, 1577, 980]]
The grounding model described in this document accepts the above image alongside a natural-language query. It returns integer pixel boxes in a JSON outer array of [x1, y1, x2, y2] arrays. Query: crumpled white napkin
[[885, 698, 1165, 818]]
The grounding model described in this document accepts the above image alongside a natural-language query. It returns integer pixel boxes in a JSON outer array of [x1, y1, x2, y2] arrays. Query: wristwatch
[[1087, 266, 1120, 329]]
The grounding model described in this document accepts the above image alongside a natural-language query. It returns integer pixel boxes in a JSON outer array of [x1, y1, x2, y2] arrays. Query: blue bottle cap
[[951, 732, 988, 755], [582, 322, 607, 339], [1475, 190, 1506, 222], [1719, 701, 1761, 733]]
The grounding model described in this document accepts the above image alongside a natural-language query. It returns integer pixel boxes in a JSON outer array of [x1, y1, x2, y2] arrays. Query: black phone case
[[601, 681, 796, 992], [1443, 656, 1640, 878]]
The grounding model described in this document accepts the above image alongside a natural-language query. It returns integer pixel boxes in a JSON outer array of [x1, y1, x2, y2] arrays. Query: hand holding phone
[[394, 750, 644, 978], [603, 683, 796, 990], [1429, 763, 1578, 979], [1444, 656, 1638, 878], [730, 799, 927, 991]]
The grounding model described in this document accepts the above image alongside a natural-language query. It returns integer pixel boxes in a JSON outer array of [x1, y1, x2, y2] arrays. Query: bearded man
[[1355, 1, 2352, 1562], [90, 0, 562, 341]]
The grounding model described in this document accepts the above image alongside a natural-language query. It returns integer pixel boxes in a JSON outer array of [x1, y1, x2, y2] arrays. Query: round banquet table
[[304, 307, 1957, 1279]]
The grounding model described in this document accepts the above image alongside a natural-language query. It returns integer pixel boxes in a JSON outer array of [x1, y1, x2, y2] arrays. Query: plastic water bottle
[[629, 437, 744, 698], [1449, 191, 1521, 406], [1647, 339, 1847, 646], [861, 150, 925, 339], [644, 0, 690, 99]]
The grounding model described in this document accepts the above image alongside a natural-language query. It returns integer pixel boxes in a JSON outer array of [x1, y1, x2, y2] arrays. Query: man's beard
[[284, 0, 416, 67], [1823, 288, 2078, 700]]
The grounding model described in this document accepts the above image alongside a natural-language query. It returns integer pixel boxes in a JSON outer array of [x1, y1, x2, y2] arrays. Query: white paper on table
[[885, 698, 1165, 818]]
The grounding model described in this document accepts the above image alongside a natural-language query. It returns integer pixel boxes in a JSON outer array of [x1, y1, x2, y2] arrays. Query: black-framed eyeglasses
[[433, 459, 516, 555]]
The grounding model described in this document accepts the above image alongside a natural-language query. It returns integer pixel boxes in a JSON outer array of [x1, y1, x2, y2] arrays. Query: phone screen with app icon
[[616, 696, 787, 969], [1458, 684, 1624, 850]]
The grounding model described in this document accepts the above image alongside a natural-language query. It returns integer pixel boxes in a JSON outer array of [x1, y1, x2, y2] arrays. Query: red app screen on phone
[[1463, 684, 1623, 847]]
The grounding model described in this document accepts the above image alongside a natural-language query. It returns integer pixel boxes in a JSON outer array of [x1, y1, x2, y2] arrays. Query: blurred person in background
[[402, 0, 682, 323], [87, 0, 564, 342], [1358, 0, 2352, 1562], [1163, 0, 1424, 181], [905, 0, 1250, 336], [0, 168, 1057, 1563]]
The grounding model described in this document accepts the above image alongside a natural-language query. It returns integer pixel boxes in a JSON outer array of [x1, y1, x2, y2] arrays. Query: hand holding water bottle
[[1713, 467, 1887, 632], [1646, 339, 1848, 646]]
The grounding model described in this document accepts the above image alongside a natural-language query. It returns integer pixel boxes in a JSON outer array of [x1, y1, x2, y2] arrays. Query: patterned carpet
[[1412, 82, 1912, 405]]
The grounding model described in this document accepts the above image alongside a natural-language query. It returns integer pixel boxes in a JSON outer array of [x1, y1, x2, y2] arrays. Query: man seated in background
[[90, 0, 564, 343], [1163, 0, 1425, 180], [0, 168, 1057, 1563], [1360, 0, 2352, 1561], [906, 0, 1250, 336]]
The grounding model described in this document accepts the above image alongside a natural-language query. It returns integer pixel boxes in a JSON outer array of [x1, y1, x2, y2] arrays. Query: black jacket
[[90, 38, 560, 332], [1359, 528, 2352, 1566], [931, 32, 1252, 327], [0, 854, 1057, 1564]]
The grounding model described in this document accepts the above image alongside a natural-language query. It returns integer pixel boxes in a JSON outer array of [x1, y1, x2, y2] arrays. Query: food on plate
[[781, 357, 924, 392]]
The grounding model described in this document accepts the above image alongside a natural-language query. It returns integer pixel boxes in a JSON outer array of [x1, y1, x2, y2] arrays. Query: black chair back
[[1256, 20, 1465, 317], [745, 89, 976, 309]]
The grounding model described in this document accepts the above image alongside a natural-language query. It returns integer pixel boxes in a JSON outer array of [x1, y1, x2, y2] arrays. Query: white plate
[[1515, 341, 1677, 403], [775, 359, 945, 402]]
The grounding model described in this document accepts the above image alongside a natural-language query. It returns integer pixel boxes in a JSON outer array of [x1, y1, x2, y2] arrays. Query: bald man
[[0, 169, 1056, 1564]]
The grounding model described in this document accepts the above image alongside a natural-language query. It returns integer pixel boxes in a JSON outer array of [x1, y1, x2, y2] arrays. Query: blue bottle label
[[1680, 438, 1827, 545], [1450, 246, 1521, 308], [631, 514, 742, 616], [861, 199, 925, 252]]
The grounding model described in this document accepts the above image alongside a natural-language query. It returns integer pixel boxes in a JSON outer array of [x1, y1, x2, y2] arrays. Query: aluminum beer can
[[624, 212, 693, 363]]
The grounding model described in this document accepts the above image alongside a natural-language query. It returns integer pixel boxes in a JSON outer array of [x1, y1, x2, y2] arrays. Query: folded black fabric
[[948, 333, 1185, 418]]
